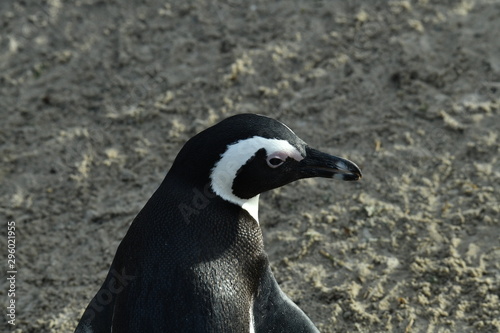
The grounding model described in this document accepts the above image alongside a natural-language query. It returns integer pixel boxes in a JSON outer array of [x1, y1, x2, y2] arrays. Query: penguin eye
[[266, 156, 285, 168]]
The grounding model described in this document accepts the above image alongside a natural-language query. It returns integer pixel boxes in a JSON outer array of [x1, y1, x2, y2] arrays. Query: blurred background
[[1, 1, 499, 332]]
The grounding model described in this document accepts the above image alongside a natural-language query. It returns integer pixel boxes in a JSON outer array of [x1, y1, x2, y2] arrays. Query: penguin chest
[[184, 251, 266, 332]]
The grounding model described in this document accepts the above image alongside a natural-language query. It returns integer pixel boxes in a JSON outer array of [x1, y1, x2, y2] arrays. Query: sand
[[1, 1, 499, 332]]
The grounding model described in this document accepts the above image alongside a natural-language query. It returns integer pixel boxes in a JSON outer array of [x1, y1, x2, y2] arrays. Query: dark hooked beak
[[299, 147, 362, 181]]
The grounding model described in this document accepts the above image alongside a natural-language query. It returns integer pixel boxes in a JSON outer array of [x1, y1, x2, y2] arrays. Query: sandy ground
[[1, 0, 499, 332]]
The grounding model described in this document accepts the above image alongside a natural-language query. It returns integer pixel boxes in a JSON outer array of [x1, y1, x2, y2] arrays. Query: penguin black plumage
[[75, 114, 362, 333]]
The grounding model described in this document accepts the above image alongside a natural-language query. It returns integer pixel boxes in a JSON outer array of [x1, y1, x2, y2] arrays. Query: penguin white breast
[[210, 136, 303, 223]]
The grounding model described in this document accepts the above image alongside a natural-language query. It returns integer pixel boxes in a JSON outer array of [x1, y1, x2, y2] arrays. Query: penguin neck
[[209, 170, 261, 223], [234, 194, 260, 224], [209, 189, 260, 224], [161, 172, 261, 225]]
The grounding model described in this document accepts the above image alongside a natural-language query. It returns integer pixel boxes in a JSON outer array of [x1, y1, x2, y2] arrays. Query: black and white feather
[[75, 114, 361, 333]]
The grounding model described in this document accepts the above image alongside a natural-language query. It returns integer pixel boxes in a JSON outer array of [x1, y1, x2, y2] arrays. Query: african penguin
[[75, 113, 362, 333]]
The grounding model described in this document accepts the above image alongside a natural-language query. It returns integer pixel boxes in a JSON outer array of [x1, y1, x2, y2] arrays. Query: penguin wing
[[253, 265, 320, 333], [74, 270, 119, 333]]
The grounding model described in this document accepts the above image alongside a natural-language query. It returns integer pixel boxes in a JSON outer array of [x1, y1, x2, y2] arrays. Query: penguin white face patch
[[210, 136, 304, 222]]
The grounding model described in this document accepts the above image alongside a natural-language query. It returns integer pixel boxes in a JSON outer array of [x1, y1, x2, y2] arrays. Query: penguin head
[[170, 114, 361, 221]]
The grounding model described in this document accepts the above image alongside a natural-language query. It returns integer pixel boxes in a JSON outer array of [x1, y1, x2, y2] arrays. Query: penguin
[[75, 113, 362, 333]]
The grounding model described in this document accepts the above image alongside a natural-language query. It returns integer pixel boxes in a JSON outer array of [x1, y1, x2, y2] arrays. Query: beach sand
[[1, 1, 499, 332]]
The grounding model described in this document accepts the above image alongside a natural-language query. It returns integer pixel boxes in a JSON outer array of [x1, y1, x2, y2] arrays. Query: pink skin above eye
[[266, 150, 303, 168]]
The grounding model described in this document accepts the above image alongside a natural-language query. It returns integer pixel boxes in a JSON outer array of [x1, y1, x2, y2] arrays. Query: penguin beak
[[299, 147, 362, 181]]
